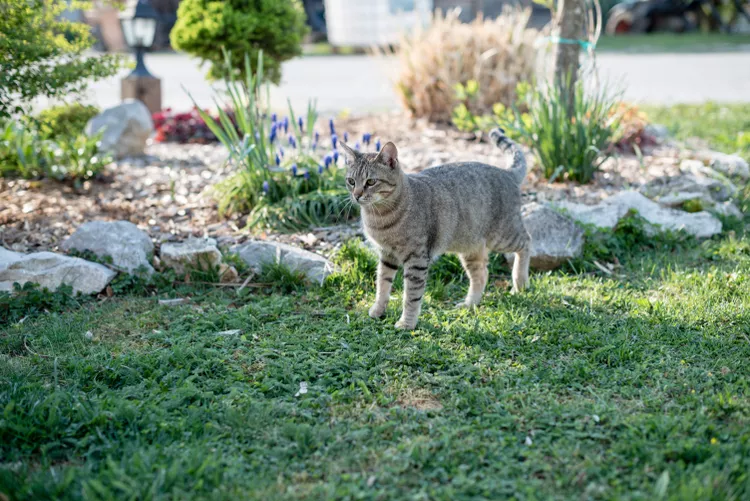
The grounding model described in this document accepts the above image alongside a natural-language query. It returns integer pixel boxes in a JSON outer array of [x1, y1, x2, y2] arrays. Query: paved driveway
[[45, 51, 750, 114]]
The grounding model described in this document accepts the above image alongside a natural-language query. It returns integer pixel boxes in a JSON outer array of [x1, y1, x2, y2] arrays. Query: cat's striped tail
[[490, 128, 526, 185]]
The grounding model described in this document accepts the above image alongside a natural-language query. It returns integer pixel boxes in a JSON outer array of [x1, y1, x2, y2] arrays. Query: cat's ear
[[376, 142, 399, 170], [339, 142, 358, 164]]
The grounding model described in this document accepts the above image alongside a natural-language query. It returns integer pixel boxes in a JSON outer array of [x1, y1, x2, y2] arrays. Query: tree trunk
[[554, 0, 585, 117]]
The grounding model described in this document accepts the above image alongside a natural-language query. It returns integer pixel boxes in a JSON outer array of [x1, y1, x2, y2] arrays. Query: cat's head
[[341, 141, 402, 207]]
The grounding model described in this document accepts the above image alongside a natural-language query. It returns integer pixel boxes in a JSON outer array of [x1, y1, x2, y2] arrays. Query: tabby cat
[[342, 129, 530, 330]]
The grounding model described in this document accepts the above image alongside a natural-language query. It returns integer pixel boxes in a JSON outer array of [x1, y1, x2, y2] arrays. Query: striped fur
[[342, 129, 531, 330]]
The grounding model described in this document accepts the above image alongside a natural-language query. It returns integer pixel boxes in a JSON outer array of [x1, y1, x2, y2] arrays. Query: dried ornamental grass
[[391, 7, 545, 122]]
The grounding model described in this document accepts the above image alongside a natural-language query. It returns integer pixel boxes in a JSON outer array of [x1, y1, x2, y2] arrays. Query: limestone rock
[[61, 220, 154, 275], [85, 100, 153, 158], [506, 203, 584, 271], [0, 247, 23, 266], [710, 152, 749, 179], [641, 173, 734, 209], [558, 191, 722, 239], [219, 263, 239, 283], [679, 159, 706, 173], [712, 201, 743, 219], [556, 200, 627, 230], [644, 124, 670, 143], [160, 238, 222, 275], [233, 240, 334, 285], [0, 248, 116, 295], [608, 191, 722, 238]]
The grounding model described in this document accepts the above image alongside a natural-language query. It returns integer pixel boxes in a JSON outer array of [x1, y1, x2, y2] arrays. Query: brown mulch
[[0, 112, 686, 257]]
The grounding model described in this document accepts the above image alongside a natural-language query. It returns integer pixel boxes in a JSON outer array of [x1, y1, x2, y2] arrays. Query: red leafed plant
[[611, 103, 654, 153], [152, 107, 237, 143]]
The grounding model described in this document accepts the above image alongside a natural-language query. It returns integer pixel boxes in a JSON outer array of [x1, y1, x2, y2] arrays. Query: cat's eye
[[365, 179, 377, 186], [346, 178, 355, 186]]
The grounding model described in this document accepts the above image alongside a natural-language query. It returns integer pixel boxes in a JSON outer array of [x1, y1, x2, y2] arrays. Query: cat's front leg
[[395, 256, 429, 330], [369, 257, 399, 318]]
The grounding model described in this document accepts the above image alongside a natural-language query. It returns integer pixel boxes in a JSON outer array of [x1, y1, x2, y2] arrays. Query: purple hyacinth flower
[[333, 150, 339, 163], [331, 134, 338, 149], [318, 164, 324, 174], [271, 113, 277, 123], [262, 181, 269, 193], [298, 117, 304, 133], [304, 170, 310, 180], [269, 123, 277, 143], [288, 135, 296, 148], [355, 141, 361, 150], [343, 131, 349, 142], [315, 131, 320, 143], [279, 147, 284, 157], [283, 116, 289, 133], [362, 133, 371, 145], [375, 139, 381, 151], [329, 118, 336, 135], [291, 164, 298, 175], [323, 153, 332, 167], [275, 153, 281, 166]]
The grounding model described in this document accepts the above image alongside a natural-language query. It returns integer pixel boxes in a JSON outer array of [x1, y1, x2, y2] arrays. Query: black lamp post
[[119, 0, 161, 113]]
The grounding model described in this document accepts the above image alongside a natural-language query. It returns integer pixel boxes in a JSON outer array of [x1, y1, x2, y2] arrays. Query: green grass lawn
[[641, 103, 750, 160], [597, 34, 750, 53], [2, 106, 750, 500], [3, 220, 750, 500], [302, 34, 750, 57]]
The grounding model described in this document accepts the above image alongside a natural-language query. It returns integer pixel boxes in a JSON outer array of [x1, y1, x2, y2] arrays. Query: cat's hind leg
[[489, 223, 531, 294], [511, 245, 530, 294], [458, 246, 489, 307]]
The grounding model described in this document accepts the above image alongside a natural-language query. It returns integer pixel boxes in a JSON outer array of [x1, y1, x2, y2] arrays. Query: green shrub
[[511, 80, 622, 183], [193, 51, 356, 232], [33, 103, 100, 140], [44, 132, 112, 182], [170, 0, 308, 84], [0, 121, 46, 179], [452, 80, 525, 142], [0, 120, 111, 183], [0, 0, 122, 118], [453, 79, 622, 184]]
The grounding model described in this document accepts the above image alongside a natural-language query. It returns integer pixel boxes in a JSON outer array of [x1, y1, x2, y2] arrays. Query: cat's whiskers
[[335, 194, 352, 221], [341, 198, 357, 223]]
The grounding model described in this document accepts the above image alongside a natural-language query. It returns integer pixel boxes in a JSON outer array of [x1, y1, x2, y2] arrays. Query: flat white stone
[[160, 238, 222, 275], [233, 240, 334, 285], [506, 203, 585, 271], [61, 220, 154, 275], [0, 248, 116, 295]]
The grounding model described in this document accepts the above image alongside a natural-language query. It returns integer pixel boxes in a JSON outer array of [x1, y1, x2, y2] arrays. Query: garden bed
[[0, 111, 727, 258]]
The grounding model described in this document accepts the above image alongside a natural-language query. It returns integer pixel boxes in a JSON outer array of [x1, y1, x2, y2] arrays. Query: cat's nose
[[353, 188, 363, 199]]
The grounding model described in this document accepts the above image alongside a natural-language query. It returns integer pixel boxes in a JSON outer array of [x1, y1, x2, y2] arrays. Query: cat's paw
[[369, 305, 386, 319], [394, 318, 416, 330]]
